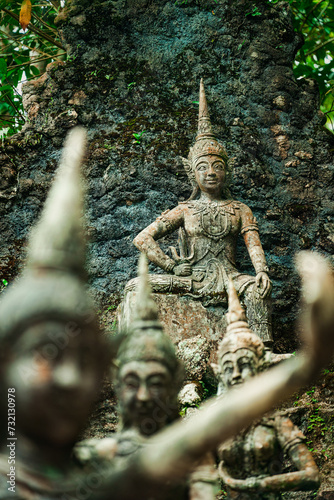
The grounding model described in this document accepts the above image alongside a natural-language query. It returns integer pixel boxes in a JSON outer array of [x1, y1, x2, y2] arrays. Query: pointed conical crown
[[226, 277, 249, 335], [197, 78, 214, 138], [187, 79, 228, 165], [218, 279, 265, 361], [132, 253, 160, 329], [27, 127, 87, 278], [116, 254, 181, 375]]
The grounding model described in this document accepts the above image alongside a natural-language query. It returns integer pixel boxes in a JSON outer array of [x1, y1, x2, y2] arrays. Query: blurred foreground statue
[[216, 279, 319, 499], [130, 79, 272, 347], [0, 128, 111, 498], [75, 254, 219, 499], [0, 127, 334, 500]]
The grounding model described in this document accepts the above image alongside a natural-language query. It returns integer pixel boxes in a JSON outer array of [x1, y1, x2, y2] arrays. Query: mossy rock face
[[2, 0, 334, 348]]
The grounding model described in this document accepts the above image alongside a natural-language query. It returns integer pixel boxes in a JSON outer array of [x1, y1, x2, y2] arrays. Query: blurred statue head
[[215, 279, 267, 393], [114, 255, 184, 436], [0, 128, 109, 447]]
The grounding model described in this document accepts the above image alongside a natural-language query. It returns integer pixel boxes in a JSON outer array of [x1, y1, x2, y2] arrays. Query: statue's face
[[117, 360, 174, 436], [219, 348, 258, 389], [4, 321, 102, 446], [194, 154, 226, 194]]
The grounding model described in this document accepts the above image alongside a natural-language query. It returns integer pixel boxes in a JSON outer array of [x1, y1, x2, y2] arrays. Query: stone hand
[[173, 262, 192, 276], [256, 272, 272, 298], [219, 463, 264, 491], [237, 476, 266, 491]]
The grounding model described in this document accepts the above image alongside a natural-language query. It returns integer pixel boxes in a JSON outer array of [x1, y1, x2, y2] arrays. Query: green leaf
[[133, 131, 145, 140], [30, 65, 40, 76], [0, 59, 7, 80], [0, 84, 14, 93]]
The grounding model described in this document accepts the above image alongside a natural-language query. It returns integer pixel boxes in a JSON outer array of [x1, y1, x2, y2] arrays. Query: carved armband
[[241, 222, 259, 235], [257, 265, 269, 274], [156, 210, 176, 233], [276, 417, 306, 454]]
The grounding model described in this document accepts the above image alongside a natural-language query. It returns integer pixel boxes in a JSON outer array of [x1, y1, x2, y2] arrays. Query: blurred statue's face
[[4, 321, 102, 446], [194, 154, 226, 195], [220, 348, 258, 389], [117, 360, 175, 436]]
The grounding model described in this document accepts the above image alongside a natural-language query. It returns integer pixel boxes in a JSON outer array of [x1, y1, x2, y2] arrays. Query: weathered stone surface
[[177, 335, 213, 381], [178, 382, 201, 407], [80, 380, 119, 440], [118, 290, 226, 371]]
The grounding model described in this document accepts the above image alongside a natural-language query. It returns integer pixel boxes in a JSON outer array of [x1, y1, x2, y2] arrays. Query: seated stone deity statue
[[215, 279, 320, 499], [74, 254, 219, 500], [132, 79, 272, 347]]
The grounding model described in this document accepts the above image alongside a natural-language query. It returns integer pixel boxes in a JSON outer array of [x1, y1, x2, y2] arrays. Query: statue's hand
[[221, 474, 263, 491], [173, 263, 192, 276], [239, 476, 263, 491], [256, 272, 272, 298]]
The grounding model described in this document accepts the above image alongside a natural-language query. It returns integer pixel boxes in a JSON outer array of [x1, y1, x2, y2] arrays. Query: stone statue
[[215, 279, 320, 499], [0, 128, 112, 499], [74, 254, 219, 499], [131, 79, 272, 347], [0, 129, 333, 500]]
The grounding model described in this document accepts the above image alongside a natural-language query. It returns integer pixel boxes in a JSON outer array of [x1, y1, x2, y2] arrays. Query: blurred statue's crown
[[116, 254, 181, 374], [218, 278, 265, 360], [0, 128, 101, 342]]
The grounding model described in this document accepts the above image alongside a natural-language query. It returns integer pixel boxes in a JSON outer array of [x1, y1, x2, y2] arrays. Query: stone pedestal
[[118, 291, 227, 382]]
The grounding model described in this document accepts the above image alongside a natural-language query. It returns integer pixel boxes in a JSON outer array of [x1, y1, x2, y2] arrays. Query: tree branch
[[305, 37, 334, 56], [1, 8, 64, 50], [48, 0, 61, 9], [31, 12, 58, 34], [0, 28, 58, 60], [3, 92, 26, 122], [300, 0, 326, 30], [8, 53, 66, 70]]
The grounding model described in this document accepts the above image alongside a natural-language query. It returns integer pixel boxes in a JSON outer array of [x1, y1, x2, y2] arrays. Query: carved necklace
[[194, 200, 234, 241]]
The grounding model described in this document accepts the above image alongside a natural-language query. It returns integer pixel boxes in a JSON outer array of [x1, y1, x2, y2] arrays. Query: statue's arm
[[73, 437, 119, 465], [133, 205, 184, 273], [240, 204, 271, 298], [188, 452, 220, 500], [252, 435, 319, 493], [275, 417, 320, 489], [240, 204, 268, 273], [247, 436, 319, 493]]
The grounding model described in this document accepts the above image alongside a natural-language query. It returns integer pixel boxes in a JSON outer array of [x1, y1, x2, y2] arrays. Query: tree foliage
[[0, 0, 65, 138], [0, 0, 333, 138], [289, 0, 334, 129]]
